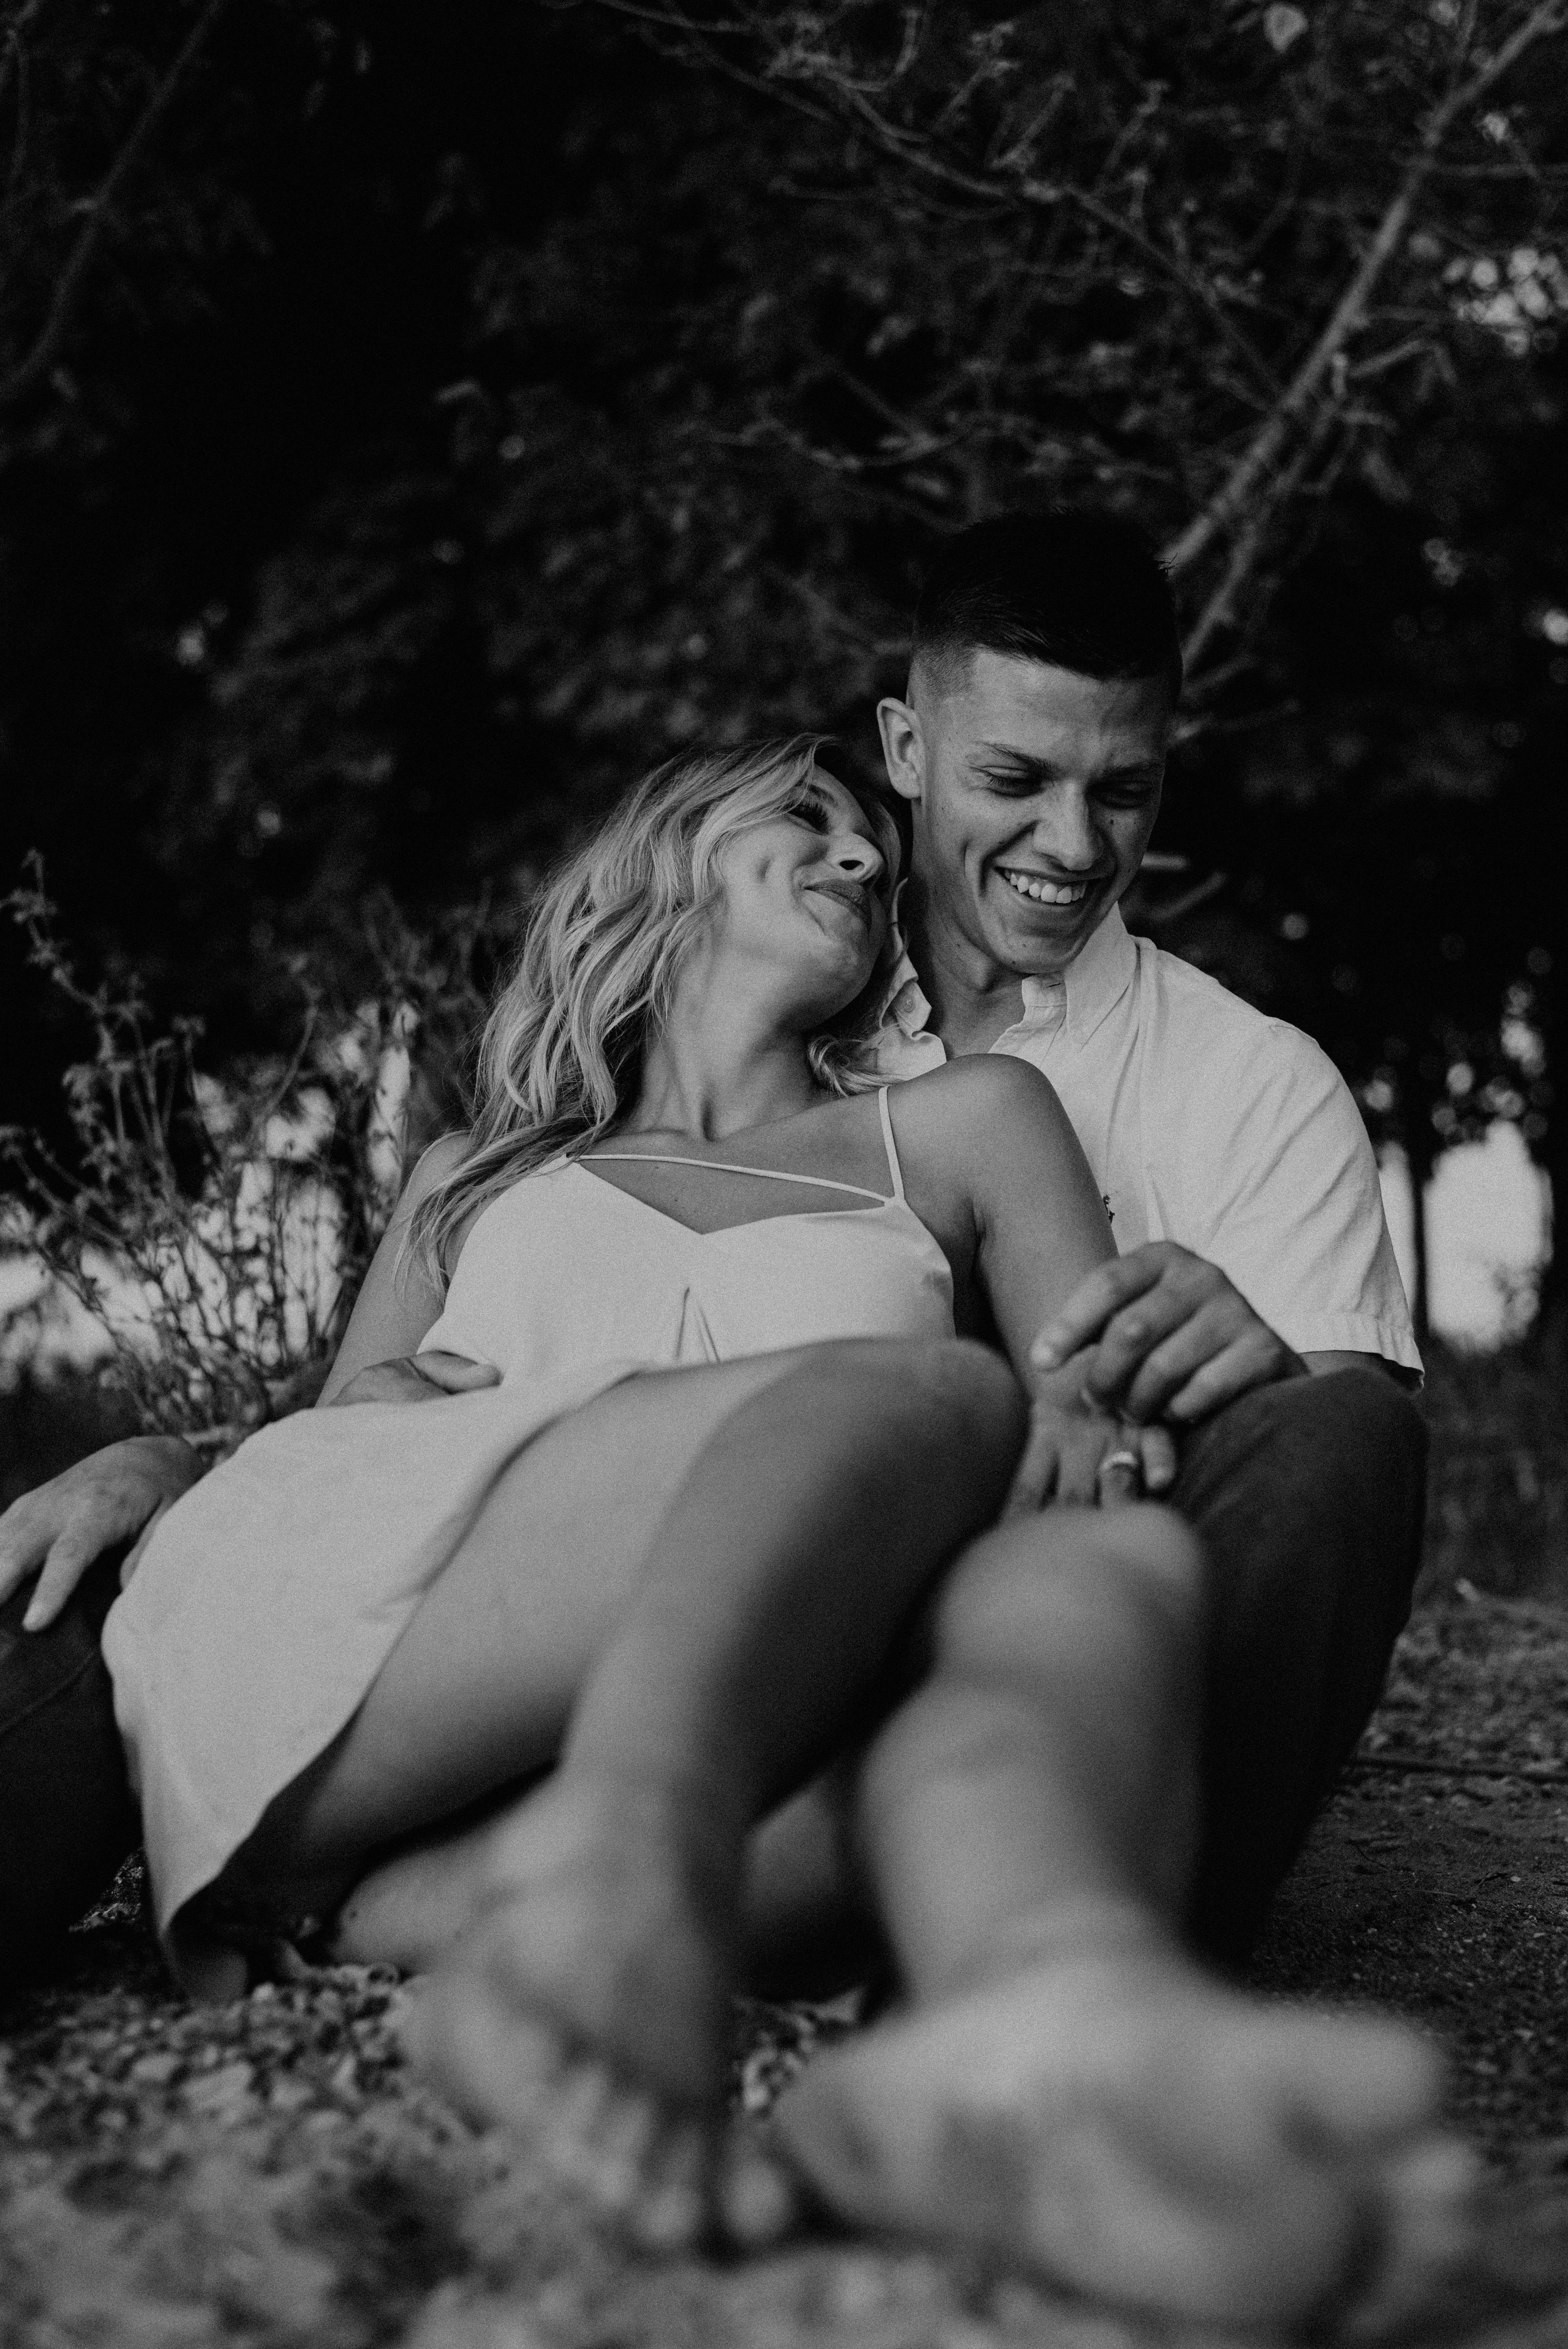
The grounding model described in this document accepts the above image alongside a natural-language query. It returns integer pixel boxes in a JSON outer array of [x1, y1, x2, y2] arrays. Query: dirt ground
[[7, 1588, 1568, 2349]]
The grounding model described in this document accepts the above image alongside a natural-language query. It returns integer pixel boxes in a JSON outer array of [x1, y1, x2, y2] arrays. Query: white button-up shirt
[[872, 905, 1420, 1370]]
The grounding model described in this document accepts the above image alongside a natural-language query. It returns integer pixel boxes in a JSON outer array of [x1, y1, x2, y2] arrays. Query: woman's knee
[[934, 1503, 1206, 1681], [889, 1337, 1028, 1492], [789, 1336, 1025, 1462], [907, 1334, 1024, 1425]]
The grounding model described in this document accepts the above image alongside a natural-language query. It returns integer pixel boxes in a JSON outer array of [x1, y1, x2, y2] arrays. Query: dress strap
[[582, 1153, 888, 1203], [876, 1086, 907, 1205]]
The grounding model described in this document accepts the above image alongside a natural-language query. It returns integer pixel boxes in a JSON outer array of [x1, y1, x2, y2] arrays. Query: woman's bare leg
[[773, 1507, 1474, 2329], [408, 1337, 1025, 2238], [234, 1346, 829, 1910]]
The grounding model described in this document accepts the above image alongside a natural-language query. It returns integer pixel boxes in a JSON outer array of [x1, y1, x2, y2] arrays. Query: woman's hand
[[326, 1350, 502, 1408], [0, 1435, 204, 1631], [1001, 1355, 1178, 1518]]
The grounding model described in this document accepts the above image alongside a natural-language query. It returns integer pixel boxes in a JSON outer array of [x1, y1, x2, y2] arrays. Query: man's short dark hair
[[912, 510, 1183, 701]]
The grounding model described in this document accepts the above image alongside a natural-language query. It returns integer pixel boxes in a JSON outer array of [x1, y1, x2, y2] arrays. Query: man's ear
[[877, 696, 924, 804]]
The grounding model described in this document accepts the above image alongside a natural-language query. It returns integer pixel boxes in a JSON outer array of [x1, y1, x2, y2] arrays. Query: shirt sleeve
[[1180, 1021, 1421, 1373]]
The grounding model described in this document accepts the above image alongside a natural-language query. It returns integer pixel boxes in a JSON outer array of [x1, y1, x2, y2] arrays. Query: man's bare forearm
[[0, 1431, 207, 1629]]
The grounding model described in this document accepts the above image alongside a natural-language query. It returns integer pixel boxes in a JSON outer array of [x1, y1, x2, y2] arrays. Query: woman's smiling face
[[711, 767, 895, 1023]]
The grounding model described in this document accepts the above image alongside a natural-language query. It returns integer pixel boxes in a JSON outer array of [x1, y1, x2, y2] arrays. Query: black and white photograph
[[0, 3, 1565, 2340]]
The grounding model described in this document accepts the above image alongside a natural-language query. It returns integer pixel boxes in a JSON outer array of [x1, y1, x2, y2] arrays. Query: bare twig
[[1180, 396, 1342, 675], [589, 0, 1283, 400], [0, 0, 47, 119], [0, 0, 228, 409], [1163, 0, 1568, 583], [1136, 871, 1229, 928], [1347, 1750, 1568, 1782], [828, 87, 1284, 402]]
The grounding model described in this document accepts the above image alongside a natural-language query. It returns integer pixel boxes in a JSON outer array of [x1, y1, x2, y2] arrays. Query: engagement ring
[[1096, 1449, 1142, 1482]]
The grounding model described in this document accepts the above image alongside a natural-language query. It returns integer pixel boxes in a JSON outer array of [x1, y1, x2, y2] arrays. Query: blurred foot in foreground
[[772, 1920, 1476, 2330]]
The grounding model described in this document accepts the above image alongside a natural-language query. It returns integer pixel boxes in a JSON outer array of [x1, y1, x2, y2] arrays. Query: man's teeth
[[1000, 870, 1090, 905]]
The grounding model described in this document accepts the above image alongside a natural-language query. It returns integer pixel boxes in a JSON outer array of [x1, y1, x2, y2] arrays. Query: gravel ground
[[5, 1590, 1568, 2349]]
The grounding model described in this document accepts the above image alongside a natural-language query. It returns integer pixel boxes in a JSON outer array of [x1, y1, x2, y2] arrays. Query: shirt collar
[[874, 902, 1139, 1050], [875, 879, 932, 1039]]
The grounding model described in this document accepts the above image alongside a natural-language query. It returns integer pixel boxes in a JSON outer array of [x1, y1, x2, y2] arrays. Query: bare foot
[[770, 1933, 1476, 2328], [406, 1772, 798, 2251]]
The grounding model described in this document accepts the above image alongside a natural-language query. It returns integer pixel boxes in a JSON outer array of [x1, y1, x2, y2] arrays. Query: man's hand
[[327, 1350, 501, 1409], [0, 1435, 204, 1633], [1001, 1355, 1178, 1517], [1030, 1242, 1305, 1426]]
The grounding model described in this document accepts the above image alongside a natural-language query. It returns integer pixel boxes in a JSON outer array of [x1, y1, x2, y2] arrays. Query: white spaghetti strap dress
[[103, 1089, 955, 1973]]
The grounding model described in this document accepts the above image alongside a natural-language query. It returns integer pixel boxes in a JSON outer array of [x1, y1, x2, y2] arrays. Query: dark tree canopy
[[1, 0, 1564, 1321]]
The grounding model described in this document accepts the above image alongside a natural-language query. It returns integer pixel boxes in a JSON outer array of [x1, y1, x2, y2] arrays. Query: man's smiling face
[[880, 648, 1172, 984]]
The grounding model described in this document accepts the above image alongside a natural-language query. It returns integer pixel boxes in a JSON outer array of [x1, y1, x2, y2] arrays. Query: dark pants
[[1178, 1366, 1427, 1964], [0, 1545, 139, 1990], [0, 1368, 1425, 1987]]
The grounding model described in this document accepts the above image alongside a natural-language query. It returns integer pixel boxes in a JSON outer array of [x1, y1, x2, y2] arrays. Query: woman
[[103, 739, 1464, 2322]]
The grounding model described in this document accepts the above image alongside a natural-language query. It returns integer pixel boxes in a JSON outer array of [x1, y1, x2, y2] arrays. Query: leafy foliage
[[0, 0, 1564, 1329], [1, 862, 493, 1435]]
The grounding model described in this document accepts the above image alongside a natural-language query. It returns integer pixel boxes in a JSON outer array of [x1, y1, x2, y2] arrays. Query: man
[[0, 509, 1423, 1992], [862, 512, 1424, 1966]]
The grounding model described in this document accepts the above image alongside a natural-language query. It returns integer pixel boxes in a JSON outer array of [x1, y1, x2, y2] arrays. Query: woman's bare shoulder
[[885, 1059, 1075, 1236], [398, 1130, 472, 1212], [892, 1053, 1065, 1140]]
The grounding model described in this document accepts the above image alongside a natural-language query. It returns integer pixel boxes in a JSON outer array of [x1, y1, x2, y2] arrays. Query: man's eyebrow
[[974, 743, 1164, 781]]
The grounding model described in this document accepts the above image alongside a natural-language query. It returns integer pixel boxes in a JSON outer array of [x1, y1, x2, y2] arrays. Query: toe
[[1341, 2133, 1481, 2337], [628, 2119, 713, 2254], [770, 2055, 905, 2233], [1272, 2012, 1445, 2151], [716, 2128, 800, 2249], [537, 2054, 621, 2182], [407, 1972, 566, 2127], [566, 2086, 663, 2215]]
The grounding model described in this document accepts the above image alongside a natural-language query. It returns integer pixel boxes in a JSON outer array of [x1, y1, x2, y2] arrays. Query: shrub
[[1419, 1320, 1568, 1603], [1, 863, 498, 1444]]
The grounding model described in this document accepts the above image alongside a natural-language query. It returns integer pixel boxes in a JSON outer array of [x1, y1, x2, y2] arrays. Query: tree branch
[[590, 0, 1283, 400], [0, 0, 228, 410], [1180, 410, 1335, 679], [1163, 0, 1568, 583], [0, 0, 45, 121]]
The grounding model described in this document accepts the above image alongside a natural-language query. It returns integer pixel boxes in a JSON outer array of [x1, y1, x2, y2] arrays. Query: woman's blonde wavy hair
[[406, 735, 903, 1288]]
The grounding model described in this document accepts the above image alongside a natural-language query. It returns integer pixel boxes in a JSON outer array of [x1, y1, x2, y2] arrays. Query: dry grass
[[1420, 1322, 1568, 1602]]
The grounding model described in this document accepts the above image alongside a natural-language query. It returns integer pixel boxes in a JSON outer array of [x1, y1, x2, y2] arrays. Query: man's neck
[[905, 899, 1058, 1058]]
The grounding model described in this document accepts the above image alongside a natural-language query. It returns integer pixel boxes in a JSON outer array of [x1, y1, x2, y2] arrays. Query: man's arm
[[1032, 1015, 1417, 1424], [0, 1434, 205, 1631], [1302, 1347, 1419, 1388], [1031, 1248, 1417, 1429]]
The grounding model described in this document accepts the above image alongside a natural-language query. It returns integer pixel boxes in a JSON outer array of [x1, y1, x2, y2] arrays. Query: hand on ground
[[0, 1434, 203, 1631], [1031, 1242, 1304, 1425], [328, 1351, 502, 1408]]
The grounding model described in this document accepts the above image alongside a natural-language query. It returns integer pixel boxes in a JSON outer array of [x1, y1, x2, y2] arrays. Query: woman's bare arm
[[896, 1056, 1114, 1367], [315, 1132, 472, 1404], [959, 1060, 1118, 1370], [895, 1059, 1171, 1508]]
